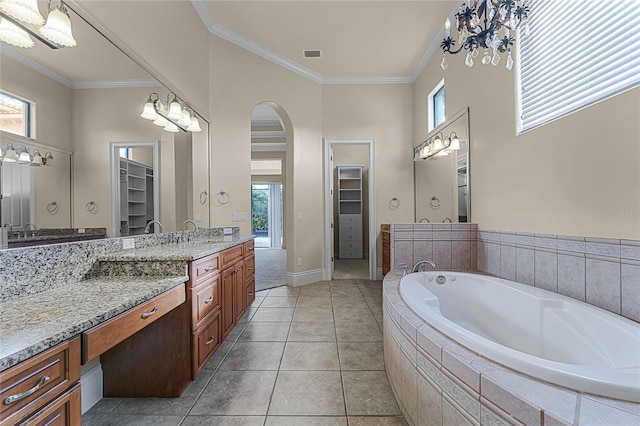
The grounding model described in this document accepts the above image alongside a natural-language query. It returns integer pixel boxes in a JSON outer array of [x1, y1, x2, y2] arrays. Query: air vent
[[303, 49, 322, 58]]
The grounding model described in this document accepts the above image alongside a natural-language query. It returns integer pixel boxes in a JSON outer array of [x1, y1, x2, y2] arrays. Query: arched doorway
[[251, 102, 293, 290]]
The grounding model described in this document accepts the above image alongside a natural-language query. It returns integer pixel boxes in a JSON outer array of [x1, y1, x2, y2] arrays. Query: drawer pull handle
[[205, 336, 215, 345], [204, 296, 214, 304], [4, 375, 50, 405], [248, 292, 254, 296], [247, 246, 253, 251], [141, 307, 158, 319], [248, 267, 253, 271], [204, 266, 213, 272]]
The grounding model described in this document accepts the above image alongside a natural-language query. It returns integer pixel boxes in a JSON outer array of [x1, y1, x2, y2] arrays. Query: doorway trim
[[109, 141, 159, 237], [323, 138, 376, 281]]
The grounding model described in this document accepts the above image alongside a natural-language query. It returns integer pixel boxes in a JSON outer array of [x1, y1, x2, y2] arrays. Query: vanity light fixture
[[0, 0, 77, 49], [414, 131, 462, 161], [0, 145, 53, 165], [17, 145, 30, 163], [440, 0, 530, 70], [140, 92, 202, 133], [2, 144, 17, 162]]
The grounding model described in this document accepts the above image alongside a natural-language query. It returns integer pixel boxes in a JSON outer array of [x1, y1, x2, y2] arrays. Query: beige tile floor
[[82, 280, 407, 426]]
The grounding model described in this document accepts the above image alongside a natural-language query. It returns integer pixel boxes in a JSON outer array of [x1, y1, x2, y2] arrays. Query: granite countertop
[[0, 275, 188, 372], [99, 235, 255, 262]]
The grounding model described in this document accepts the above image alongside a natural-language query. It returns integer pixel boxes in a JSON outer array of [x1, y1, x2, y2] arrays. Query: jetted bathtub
[[399, 271, 640, 402]]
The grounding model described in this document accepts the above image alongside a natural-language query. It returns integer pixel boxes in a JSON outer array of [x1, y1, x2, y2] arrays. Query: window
[[119, 148, 130, 159], [428, 80, 445, 131], [0, 91, 31, 138], [517, 0, 640, 132]]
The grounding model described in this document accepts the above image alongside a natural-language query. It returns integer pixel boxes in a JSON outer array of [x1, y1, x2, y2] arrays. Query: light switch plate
[[223, 236, 233, 242], [122, 238, 135, 250], [78, 228, 85, 234], [232, 212, 248, 222], [223, 227, 233, 235], [194, 212, 202, 222]]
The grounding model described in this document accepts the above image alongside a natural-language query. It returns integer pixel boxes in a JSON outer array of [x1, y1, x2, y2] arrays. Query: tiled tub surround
[[382, 272, 640, 426], [388, 224, 640, 322], [0, 227, 242, 302]]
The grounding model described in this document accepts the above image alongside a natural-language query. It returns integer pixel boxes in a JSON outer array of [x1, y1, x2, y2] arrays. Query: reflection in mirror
[[414, 108, 470, 223], [0, 1, 210, 247]]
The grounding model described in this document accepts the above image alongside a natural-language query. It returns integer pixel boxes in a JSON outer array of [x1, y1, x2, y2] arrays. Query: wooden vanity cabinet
[[0, 338, 80, 426]]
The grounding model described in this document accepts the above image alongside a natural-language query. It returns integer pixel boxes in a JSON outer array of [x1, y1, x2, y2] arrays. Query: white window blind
[[517, 0, 640, 132]]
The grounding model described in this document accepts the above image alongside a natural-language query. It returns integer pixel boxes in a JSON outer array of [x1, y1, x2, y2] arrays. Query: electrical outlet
[[122, 238, 135, 250], [194, 212, 202, 222], [232, 212, 248, 222], [297, 257, 303, 266], [223, 227, 233, 235], [77, 228, 85, 234], [223, 236, 233, 242]]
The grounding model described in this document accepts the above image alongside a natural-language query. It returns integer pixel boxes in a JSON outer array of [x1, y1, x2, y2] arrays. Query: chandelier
[[414, 132, 461, 161], [440, 0, 530, 70], [0, 0, 77, 48], [140, 92, 202, 133]]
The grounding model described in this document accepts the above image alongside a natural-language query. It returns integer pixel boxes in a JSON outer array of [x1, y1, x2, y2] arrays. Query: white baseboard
[[286, 268, 325, 286], [80, 358, 103, 414], [376, 267, 383, 281]]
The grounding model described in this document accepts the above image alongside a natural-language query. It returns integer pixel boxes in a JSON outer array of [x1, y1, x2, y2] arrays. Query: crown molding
[[71, 79, 161, 89], [2, 47, 73, 87], [321, 75, 413, 85], [2, 47, 161, 89]]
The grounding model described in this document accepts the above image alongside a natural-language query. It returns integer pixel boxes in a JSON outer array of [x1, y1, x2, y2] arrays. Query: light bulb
[[17, 146, 31, 163], [153, 115, 169, 127], [140, 101, 157, 120], [0, 18, 34, 48], [444, 17, 451, 37], [187, 116, 202, 132], [177, 109, 191, 127], [167, 99, 183, 120], [164, 122, 179, 133], [0, 0, 45, 26], [39, 7, 76, 47], [3, 144, 18, 162]]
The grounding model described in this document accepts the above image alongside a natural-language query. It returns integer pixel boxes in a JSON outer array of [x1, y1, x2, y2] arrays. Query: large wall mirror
[[414, 108, 470, 223], [0, 1, 210, 248]]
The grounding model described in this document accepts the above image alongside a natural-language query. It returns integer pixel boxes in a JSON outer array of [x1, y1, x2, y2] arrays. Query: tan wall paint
[[414, 54, 640, 240], [210, 37, 323, 273], [322, 84, 415, 269]]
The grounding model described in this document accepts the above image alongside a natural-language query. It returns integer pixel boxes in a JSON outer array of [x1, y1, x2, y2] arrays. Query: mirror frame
[[413, 107, 471, 223]]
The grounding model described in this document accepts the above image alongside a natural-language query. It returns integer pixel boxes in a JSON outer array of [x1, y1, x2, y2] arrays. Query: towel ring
[[430, 196, 440, 209], [200, 191, 208, 205], [419, 218, 430, 223], [86, 201, 98, 214], [443, 217, 452, 223], [215, 190, 230, 206], [47, 201, 58, 214], [388, 197, 400, 210]]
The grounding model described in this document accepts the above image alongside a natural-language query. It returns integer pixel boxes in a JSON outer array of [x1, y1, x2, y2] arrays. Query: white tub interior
[[399, 271, 640, 402]]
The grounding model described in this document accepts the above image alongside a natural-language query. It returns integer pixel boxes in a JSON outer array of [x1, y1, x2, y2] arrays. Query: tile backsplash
[[389, 224, 640, 322]]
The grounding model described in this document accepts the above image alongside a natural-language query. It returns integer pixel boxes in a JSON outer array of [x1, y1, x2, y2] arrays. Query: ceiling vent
[[303, 49, 322, 58]]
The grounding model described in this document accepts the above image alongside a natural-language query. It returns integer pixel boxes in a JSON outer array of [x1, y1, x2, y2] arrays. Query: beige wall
[[322, 85, 415, 270], [414, 54, 640, 240]]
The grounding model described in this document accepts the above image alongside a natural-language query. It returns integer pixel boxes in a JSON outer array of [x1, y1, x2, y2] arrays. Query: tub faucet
[[181, 220, 198, 243], [412, 260, 436, 273], [144, 220, 163, 234]]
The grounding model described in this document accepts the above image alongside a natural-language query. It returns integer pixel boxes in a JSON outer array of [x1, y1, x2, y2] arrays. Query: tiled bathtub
[[382, 270, 640, 426]]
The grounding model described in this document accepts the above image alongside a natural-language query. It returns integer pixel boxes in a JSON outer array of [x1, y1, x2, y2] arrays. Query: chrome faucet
[[144, 220, 163, 234], [23, 222, 37, 238], [181, 220, 198, 243], [412, 260, 437, 273]]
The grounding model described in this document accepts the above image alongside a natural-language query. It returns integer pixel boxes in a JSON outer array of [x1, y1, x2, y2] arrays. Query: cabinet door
[[245, 276, 256, 310], [221, 267, 235, 339], [233, 260, 246, 323]]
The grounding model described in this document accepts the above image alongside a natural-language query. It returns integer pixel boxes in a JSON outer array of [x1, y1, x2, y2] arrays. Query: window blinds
[[517, 0, 640, 132]]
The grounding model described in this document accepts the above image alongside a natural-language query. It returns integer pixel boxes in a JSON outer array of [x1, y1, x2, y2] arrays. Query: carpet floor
[[255, 248, 287, 291]]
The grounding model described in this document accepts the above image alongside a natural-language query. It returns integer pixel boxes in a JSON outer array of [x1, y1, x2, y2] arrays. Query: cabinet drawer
[[221, 246, 243, 270], [244, 254, 255, 278], [243, 240, 255, 256], [191, 254, 220, 286], [338, 214, 361, 224], [339, 225, 362, 241], [339, 240, 362, 251], [82, 284, 186, 363], [192, 310, 220, 377], [192, 274, 220, 330], [339, 249, 362, 259], [245, 276, 256, 310], [20, 383, 81, 426], [0, 338, 80, 425]]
